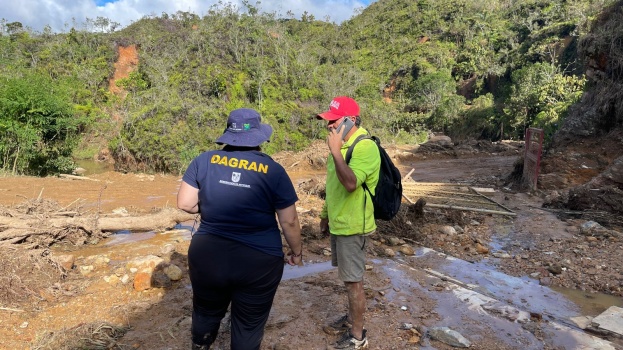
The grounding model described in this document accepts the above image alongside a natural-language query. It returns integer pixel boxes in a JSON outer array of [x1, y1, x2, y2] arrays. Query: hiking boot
[[328, 329, 368, 350], [323, 314, 352, 335]]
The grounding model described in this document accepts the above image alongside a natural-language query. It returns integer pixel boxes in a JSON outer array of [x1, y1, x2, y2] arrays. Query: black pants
[[188, 234, 284, 350]]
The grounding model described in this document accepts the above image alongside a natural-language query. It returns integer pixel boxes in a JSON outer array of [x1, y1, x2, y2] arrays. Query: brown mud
[[1, 139, 622, 350]]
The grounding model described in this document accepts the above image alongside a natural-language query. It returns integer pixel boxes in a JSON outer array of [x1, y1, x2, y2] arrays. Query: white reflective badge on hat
[[232, 172, 241, 182]]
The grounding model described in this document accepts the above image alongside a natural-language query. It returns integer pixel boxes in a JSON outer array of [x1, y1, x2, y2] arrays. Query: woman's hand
[[286, 251, 303, 266]]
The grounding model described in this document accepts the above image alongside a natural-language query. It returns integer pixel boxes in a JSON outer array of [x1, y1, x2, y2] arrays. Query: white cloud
[[0, 0, 372, 32]]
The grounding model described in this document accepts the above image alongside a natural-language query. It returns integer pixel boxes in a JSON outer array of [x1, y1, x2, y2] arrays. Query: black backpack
[[345, 135, 402, 220]]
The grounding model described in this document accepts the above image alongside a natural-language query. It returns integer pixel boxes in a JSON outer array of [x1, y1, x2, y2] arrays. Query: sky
[[1, 0, 375, 33]]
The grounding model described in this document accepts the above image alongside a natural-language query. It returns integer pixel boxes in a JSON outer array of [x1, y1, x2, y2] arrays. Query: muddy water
[[406, 248, 582, 320], [487, 217, 623, 318], [100, 221, 621, 320], [379, 255, 618, 349], [75, 159, 115, 175], [551, 286, 623, 316]]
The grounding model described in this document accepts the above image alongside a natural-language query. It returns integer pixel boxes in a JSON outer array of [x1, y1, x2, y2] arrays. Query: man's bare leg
[[345, 280, 365, 339]]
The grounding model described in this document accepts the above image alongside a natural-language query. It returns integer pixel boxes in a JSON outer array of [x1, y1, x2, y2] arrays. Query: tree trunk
[[0, 208, 196, 245]]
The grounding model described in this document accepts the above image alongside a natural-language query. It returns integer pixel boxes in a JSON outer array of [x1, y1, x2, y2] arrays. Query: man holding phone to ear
[[316, 96, 380, 350]]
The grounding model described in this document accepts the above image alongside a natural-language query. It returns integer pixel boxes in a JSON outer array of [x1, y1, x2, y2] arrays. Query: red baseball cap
[[317, 96, 360, 121]]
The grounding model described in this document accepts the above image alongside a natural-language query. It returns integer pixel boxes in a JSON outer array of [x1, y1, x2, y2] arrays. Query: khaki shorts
[[331, 234, 367, 282]]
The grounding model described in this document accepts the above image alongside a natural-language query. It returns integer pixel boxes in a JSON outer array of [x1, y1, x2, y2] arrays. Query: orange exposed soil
[[108, 44, 139, 97]]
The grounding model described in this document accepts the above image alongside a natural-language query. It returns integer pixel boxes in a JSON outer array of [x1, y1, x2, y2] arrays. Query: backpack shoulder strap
[[345, 134, 373, 164]]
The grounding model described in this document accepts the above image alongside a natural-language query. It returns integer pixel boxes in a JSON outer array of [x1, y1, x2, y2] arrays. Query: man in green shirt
[[317, 96, 380, 350]]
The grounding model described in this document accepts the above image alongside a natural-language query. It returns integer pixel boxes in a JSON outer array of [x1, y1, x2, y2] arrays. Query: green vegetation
[[0, 74, 85, 175], [0, 0, 616, 175]]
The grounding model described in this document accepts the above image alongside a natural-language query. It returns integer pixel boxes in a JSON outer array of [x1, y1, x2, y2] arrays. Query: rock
[[398, 245, 415, 256], [104, 274, 120, 285], [475, 243, 489, 254], [89, 255, 110, 267], [591, 306, 623, 336], [427, 327, 471, 348], [51, 254, 75, 271], [388, 237, 403, 246], [407, 334, 421, 344], [400, 323, 414, 330], [548, 264, 563, 275], [440, 226, 457, 235], [427, 135, 453, 146], [134, 269, 154, 291], [580, 221, 608, 236], [160, 244, 176, 255], [112, 207, 129, 215], [72, 167, 87, 175], [151, 271, 172, 288], [79, 265, 94, 276], [384, 248, 396, 257], [163, 264, 183, 281], [127, 255, 165, 271], [571, 316, 594, 329]]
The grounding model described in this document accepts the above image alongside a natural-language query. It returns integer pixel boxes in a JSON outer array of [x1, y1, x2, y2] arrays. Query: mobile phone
[[335, 117, 355, 140]]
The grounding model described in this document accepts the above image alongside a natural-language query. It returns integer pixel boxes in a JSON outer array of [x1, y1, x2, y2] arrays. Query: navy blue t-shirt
[[182, 149, 298, 257]]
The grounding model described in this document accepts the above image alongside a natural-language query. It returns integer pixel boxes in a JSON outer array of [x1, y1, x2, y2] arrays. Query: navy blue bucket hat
[[215, 108, 273, 147]]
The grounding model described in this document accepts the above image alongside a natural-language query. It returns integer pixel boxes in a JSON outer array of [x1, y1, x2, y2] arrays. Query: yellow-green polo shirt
[[320, 127, 380, 235]]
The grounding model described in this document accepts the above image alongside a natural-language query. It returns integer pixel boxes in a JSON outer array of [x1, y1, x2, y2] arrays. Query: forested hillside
[[0, 0, 617, 175]]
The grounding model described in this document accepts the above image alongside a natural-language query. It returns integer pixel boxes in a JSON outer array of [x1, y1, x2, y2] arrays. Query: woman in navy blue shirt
[[177, 108, 302, 350]]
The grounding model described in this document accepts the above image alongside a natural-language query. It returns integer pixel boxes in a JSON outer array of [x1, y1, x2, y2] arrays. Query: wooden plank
[[406, 194, 497, 206], [468, 187, 515, 213], [425, 203, 516, 216], [403, 188, 484, 198]]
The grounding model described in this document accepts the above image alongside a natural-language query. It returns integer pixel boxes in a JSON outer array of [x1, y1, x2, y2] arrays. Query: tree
[[0, 74, 83, 175], [503, 62, 585, 140]]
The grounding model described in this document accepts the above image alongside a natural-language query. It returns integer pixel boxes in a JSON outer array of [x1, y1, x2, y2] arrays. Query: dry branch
[[58, 174, 99, 181]]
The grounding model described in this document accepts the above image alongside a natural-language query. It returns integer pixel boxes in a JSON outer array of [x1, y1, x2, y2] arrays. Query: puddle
[[486, 220, 623, 319], [75, 159, 115, 175], [282, 261, 333, 280], [104, 224, 194, 247], [378, 258, 546, 349], [551, 286, 623, 316], [104, 231, 156, 246], [381, 257, 617, 350], [409, 250, 581, 321]]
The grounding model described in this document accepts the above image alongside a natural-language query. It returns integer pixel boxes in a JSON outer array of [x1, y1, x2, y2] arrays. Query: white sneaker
[[328, 329, 368, 350]]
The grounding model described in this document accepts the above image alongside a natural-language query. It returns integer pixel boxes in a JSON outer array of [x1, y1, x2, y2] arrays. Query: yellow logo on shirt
[[210, 155, 268, 174]]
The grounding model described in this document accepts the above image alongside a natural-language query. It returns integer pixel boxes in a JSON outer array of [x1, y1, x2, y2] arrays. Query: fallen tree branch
[[0, 208, 196, 245], [0, 306, 25, 312], [58, 174, 99, 181]]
